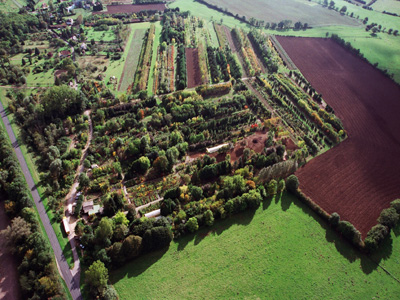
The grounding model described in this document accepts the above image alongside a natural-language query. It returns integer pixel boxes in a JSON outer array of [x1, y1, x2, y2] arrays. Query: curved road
[[0, 101, 82, 299]]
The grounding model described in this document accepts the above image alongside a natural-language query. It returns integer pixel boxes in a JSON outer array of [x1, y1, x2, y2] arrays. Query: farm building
[[82, 200, 94, 214], [144, 209, 161, 219], [206, 143, 229, 154]]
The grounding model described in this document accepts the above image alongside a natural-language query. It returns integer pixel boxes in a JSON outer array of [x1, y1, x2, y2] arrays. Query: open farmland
[[92, 3, 167, 15], [276, 36, 400, 237], [112, 193, 400, 299], [204, 0, 360, 27]]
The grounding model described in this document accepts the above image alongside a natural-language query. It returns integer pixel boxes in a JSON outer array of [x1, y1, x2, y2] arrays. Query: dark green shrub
[[329, 212, 340, 227], [364, 224, 389, 252], [338, 220, 362, 245], [378, 207, 399, 229], [390, 199, 400, 214], [286, 175, 299, 193]]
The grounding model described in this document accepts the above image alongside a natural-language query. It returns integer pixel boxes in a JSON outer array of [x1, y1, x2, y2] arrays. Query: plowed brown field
[[186, 48, 202, 88], [276, 36, 400, 237], [93, 4, 166, 15]]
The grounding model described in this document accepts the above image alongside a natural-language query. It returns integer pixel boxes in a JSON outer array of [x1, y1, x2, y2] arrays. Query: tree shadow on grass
[[111, 247, 169, 282], [289, 192, 394, 274], [393, 223, 400, 237], [177, 208, 257, 251]]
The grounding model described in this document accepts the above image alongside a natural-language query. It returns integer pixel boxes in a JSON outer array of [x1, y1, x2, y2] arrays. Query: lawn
[[111, 192, 400, 299], [85, 27, 117, 43], [146, 21, 162, 95], [0, 88, 74, 268]]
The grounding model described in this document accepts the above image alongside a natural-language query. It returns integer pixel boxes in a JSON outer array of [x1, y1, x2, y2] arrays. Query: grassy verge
[[147, 21, 162, 95], [111, 192, 400, 299], [0, 88, 74, 268]]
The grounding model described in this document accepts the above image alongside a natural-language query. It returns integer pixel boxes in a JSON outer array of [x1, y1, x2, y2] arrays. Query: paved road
[[0, 101, 82, 299]]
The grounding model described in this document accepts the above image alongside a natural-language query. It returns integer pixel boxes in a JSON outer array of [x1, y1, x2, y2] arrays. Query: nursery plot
[[118, 28, 147, 92], [277, 36, 400, 237]]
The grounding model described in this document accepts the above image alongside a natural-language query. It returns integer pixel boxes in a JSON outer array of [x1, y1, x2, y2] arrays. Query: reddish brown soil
[[276, 36, 400, 237], [0, 200, 21, 300], [93, 3, 166, 15], [188, 131, 268, 163], [185, 48, 202, 88]]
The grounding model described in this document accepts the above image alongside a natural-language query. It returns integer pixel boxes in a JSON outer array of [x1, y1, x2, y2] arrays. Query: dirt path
[[135, 196, 163, 214], [0, 199, 21, 300], [223, 26, 249, 78], [63, 109, 93, 283]]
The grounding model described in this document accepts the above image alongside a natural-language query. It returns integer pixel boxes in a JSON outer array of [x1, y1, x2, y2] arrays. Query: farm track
[[222, 26, 249, 78], [277, 36, 400, 237]]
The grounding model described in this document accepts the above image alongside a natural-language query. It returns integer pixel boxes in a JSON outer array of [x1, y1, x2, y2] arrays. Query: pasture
[[277, 36, 400, 237], [111, 193, 400, 299], [372, 0, 400, 14], [203, 0, 360, 27]]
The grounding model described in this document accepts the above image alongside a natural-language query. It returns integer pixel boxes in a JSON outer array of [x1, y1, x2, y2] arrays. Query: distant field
[[0, 0, 26, 13], [112, 193, 400, 299], [93, 3, 167, 15], [372, 0, 400, 15], [203, 0, 360, 27]]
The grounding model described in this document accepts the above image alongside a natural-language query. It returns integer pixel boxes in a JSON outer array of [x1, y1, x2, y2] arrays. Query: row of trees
[[0, 128, 66, 299]]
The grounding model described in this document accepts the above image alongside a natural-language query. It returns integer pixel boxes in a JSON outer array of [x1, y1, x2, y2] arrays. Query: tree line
[[0, 128, 66, 299]]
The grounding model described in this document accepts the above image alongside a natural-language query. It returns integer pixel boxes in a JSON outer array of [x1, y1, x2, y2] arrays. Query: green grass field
[[118, 28, 147, 92], [146, 22, 162, 95], [372, 0, 400, 14], [85, 28, 117, 42], [0, 0, 26, 13], [111, 192, 400, 299]]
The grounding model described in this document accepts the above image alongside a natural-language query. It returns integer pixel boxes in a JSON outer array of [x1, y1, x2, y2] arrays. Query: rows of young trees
[[248, 30, 278, 73], [176, 45, 187, 90], [206, 46, 230, 83], [0, 128, 66, 299], [134, 24, 156, 92]]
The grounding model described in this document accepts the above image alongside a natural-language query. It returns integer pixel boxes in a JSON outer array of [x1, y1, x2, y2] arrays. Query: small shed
[[82, 200, 94, 214], [144, 209, 161, 219], [206, 143, 229, 154]]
